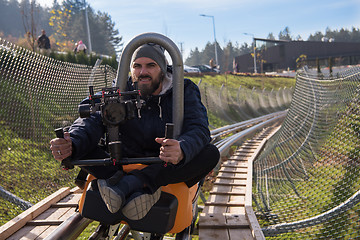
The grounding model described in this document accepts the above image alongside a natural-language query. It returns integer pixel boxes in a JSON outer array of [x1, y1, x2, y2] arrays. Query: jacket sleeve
[[69, 109, 105, 160], [178, 79, 211, 164]]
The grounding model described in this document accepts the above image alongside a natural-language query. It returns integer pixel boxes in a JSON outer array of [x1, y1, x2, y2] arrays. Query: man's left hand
[[155, 138, 184, 165]]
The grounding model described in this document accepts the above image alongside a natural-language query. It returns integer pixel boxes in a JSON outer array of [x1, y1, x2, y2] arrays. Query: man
[[37, 29, 51, 55], [50, 43, 219, 220]]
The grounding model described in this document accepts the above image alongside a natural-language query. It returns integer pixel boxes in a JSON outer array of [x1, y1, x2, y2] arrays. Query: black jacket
[[69, 76, 210, 165]]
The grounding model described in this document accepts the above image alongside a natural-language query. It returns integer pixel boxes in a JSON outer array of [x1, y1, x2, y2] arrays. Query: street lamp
[[83, 0, 92, 53], [200, 14, 218, 68], [243, 33, 257, 73]]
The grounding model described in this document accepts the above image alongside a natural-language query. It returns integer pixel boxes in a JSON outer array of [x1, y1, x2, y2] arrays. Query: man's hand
[[50, 132, 72, 161], [155, 138, 184, 165]]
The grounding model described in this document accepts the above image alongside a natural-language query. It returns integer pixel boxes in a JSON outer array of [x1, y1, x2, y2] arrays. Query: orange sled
[[78, 164, 199, 234]]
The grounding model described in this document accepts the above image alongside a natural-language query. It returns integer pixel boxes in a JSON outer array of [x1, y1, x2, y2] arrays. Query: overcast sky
[[36, 0, 359, 59]]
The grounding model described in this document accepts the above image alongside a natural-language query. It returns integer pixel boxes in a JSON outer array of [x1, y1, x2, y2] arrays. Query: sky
[[36, 0, 359, 60]]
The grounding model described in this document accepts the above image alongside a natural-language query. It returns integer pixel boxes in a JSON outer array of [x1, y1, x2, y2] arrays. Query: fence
[[254, 67, 360, 239], [0, 38, 117, 225]]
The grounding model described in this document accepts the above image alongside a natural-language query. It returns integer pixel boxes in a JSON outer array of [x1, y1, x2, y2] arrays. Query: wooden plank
[[10, 204, 76, 239], [227, 207, 246, 215], [58, 192, 82, 204], [209, 191, 245, 196], [222, 159, 248, 164], [6, 225, 46, 240], [205, 201, 245, 207], [199, 228, 229, 240], [37, 208, 78, 239], [214, 182, 246, 187], [0, 187, 71, 240], [234, 149, 255, 153], [245, 206, 265, 240], [229, 228, 254, 240], [219, 169, 247, 174], [229, 154, 252, 158], [70, 187, 83, 194], [217, 172, 247, 178], [222, 162, 248, 167], [240, 145, 259, 149], [37, 226, 59, 239], [217, 175, 247, 180], [215, 178, 246, 183], [199, 213, 249, 228]]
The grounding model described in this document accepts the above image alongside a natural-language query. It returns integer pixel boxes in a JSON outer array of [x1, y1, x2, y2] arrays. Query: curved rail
[[262, 189, 360, 235]]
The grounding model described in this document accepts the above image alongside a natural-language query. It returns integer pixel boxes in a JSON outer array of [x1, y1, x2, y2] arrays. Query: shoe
[[122, 188, 161, 220], [97, 179, 125, 213], [97, 174, 144, 214]]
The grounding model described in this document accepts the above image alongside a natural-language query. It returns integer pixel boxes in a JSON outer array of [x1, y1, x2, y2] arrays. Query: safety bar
[[116, 32, 184, 138]]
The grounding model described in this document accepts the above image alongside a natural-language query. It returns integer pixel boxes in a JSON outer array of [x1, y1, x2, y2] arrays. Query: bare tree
[[20, 0, 38, 51]]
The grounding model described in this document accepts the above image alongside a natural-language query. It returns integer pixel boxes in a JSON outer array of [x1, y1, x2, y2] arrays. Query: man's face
[[131, 57, 164, 97]]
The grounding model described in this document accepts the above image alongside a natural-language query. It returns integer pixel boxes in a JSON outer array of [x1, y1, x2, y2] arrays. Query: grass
[[188, 73, 296, 90]]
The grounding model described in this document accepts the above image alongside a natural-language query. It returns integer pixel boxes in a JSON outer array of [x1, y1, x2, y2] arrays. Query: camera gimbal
[[55, 84, 173, 170]]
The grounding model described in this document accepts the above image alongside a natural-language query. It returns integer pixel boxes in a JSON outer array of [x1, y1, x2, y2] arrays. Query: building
[[234, 39, 360, 73]]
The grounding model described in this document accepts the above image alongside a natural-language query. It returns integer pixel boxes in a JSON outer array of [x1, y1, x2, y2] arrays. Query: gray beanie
[[131, 44, 167, 74]]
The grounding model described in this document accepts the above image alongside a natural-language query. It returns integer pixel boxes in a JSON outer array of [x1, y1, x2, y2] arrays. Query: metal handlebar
[[116, 32, 184, 138]]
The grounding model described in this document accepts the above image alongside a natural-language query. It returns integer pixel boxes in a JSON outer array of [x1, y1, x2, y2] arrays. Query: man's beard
[[135, 72, 164, 98]]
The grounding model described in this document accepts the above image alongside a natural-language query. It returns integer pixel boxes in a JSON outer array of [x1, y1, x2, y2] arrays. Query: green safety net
[[254, 67, 360, 239]]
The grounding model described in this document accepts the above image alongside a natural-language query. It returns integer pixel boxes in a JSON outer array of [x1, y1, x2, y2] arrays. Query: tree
[[185, 47, 201, 66], [185, 41, 252, 72], [266, 32, 276, 47], [20, 0, 39, 51], [308, 31, 324, 41], [223, 41, 234, 72], [337, 28, 351, 42], [49, 4, 73, 51], [91, 11, 123, 55], [0, 0, 23, 37], [239, 42, 251, 55], [56, 0, 123, 55], [278, 26, 292, 41]]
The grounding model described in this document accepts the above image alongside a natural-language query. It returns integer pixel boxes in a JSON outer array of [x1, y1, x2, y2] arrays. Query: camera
[[78, 86, 144, 126]]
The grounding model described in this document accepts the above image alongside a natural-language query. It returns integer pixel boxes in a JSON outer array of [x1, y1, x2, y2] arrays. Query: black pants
[[80, 144, 220, 193]]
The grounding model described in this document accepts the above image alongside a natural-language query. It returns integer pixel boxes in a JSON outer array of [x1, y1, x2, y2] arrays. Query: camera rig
[[55, 85, 173, 170]]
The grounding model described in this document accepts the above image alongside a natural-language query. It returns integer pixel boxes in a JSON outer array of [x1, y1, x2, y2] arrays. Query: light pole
[[244, 33, 257, 73], [200, 14, 218, 68], [83, 0, 92, 53]]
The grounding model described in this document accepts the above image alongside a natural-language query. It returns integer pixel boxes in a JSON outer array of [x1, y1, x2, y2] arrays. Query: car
[[191, 64, 220, 73], [184, 65, 200, 73]]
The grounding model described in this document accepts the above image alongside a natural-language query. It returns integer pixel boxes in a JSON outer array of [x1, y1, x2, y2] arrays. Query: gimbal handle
[[54, 123, 174, 168], [54, 128, 74, 170]]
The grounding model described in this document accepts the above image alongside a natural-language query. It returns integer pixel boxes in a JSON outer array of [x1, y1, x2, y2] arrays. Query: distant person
[[37, 29, 51, 55], [209, 58, 216, 69], [74, 40, 87, 54]]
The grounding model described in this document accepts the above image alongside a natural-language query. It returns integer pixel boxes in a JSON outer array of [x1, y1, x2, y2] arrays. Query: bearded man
[[50, 43, 219, 220]]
